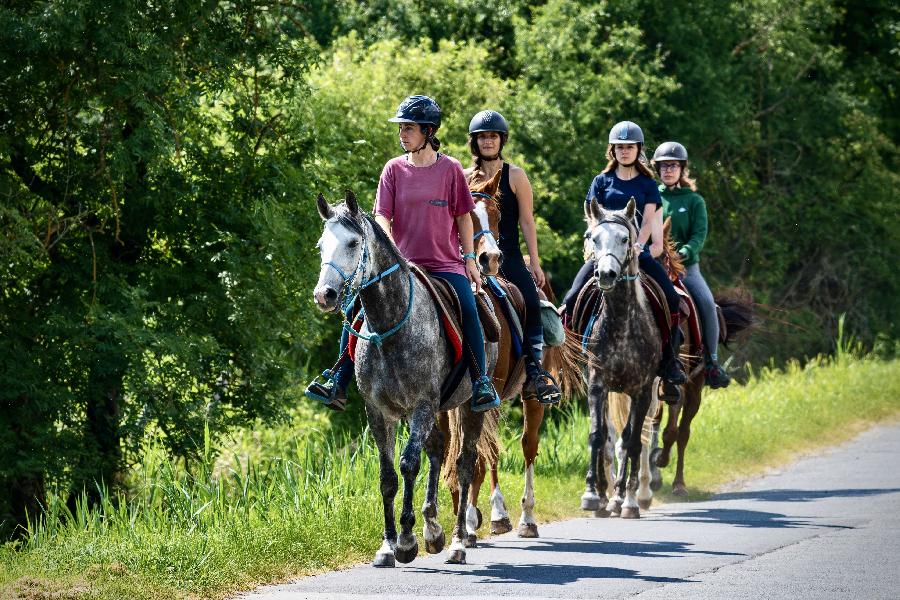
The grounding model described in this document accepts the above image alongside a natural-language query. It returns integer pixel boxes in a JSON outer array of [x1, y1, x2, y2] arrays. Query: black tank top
[[497, 163, 521, 254]]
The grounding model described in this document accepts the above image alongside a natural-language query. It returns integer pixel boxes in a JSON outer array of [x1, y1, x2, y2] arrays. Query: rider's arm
[[456, 213, 481, 293], [511, 167, 546, 287], [374, 215, 394, 243], [637, 203, 664, 258]]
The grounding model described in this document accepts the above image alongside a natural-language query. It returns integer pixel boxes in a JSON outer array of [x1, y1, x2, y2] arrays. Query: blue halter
[[322, 217, 414, 346]]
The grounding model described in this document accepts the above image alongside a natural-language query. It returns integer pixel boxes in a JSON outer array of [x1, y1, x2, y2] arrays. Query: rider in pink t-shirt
[[306, 95, 500, 413]]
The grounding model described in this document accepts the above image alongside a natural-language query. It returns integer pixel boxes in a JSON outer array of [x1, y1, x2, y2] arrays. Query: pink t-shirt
[[375, 154, 475, 276]]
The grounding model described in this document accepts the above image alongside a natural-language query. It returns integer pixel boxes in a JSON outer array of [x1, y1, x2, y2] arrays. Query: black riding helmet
[[652, 141, 688, 162], [390, 95, 441, 152], [608, 120, 644, 145], [468, 110, 509, 162]]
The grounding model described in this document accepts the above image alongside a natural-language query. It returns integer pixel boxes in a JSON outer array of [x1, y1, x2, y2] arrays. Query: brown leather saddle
[[483, 276, 528, 399]]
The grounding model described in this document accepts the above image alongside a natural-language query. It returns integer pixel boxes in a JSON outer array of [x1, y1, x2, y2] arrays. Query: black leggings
[[499, 251, 541, 333], [562, 252, 680, 317]]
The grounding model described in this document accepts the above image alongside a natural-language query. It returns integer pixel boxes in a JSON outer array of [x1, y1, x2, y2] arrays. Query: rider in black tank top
[[467, 110, 560, 404]]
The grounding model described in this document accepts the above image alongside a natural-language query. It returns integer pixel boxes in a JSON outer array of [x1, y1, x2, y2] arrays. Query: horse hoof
[[517, 523, 539, 538], [655, 450, 670, 469], [394, 542, 418, 564], [373, 553, 395, 568], [672, 483, 688, 497], [464, 534, 477, 548], [446, 549, 466, 564], [491, 518, 513, 535], [475, 506, 483, 530], [621, 506, 640, 519], [425, 531, 445, 554], [638, 498, 653, 510], [581, 494, 602, 511], [649, 471, 663, 492], [593, 508, 611, 518]]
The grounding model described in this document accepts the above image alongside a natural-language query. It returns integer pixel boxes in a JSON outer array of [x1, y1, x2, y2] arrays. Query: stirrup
[[526, 370, 561, 405], [304, 371, 347, 411], [471, 376, 500, 413]]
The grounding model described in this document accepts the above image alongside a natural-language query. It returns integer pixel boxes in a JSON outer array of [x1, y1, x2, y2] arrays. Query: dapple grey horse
[[313, 191, 497, 566], [579, 199, 660, 519]]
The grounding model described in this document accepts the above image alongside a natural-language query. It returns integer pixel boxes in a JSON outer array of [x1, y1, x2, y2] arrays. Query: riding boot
[[523, 328, 561, 405], [704, 361, 731, 389], [471, 375, 501, 412], [658, 324, 687, 385], [304, 368, 349, 411]]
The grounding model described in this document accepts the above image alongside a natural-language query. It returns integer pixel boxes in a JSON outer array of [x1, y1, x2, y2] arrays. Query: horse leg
[[607, 433, 626, 516], [422, 422, 446, 554], [464, 456, 487, 547], [447, 404, 485, 565], [621, 387, 654, 519], [657, 390, 681, 468], [582, 375, 610, 516], [489, 460, 512, 534], [394, 402, 434, 564], [649, 398, 664, 491], [367, 407, 399, 568], [437, 411, 460, 515], [517, 394, 544, 537], [637, 438, 653, 510], [673, 381, 702, 496]]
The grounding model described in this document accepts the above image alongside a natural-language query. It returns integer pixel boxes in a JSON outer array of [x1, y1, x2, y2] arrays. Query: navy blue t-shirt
[[584, 171, 661, 229]]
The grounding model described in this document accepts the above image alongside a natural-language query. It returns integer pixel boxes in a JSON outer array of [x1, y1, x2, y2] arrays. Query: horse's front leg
[[673, 381, 702, 496], [395, 402, 435, 564], [422, 421, 446, 554], [518, 394, 544, 537], [367, 406, 399, 568], [488, 461, 512, 535], [447, 403, 485, 564], [582, 371, 610, 516], [657, 389, 681, 468], [464, 455, 487, 547], [621, 387, 654, 519]]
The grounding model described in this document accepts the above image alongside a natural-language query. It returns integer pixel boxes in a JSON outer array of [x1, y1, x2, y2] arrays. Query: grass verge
[[1, 354, 898, 599]]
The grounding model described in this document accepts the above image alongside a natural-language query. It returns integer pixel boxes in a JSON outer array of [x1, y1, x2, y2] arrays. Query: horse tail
[[442, 406, 501, 490], [608, 387, 659, 445], [715, 287, 755, 347], [544, 328, 587, 400]]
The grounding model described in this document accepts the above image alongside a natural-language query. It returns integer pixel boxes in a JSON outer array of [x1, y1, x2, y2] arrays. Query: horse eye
[[348, 239, 359, 248], [622, 236, 629, 244]]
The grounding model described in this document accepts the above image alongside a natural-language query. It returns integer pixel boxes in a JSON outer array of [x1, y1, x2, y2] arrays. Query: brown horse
[[441, 170, 583, 545]]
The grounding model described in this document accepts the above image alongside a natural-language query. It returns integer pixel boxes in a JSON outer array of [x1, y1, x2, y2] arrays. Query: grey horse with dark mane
[[313, 191, 497, 566], [579, 198, 659, 518]]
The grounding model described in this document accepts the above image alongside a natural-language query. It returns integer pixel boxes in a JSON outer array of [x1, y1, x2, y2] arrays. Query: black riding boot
[[523, 329, 561, 405], [658, 325, 687, 385]]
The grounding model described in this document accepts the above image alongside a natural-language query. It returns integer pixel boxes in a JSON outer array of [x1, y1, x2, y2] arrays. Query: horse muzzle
[[595, 269, 618, 291], [478, 250, 503, 277], [313, 285, 340, 312]]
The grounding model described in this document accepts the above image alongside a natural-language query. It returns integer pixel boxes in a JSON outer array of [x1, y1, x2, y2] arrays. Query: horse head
[[469, 169, 503, 276], [587, 198, 638, 291], [314, 190, 367, 312]]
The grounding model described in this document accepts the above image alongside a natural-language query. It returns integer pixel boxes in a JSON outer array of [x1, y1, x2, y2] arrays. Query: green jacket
[[660, 185, 708, 266]]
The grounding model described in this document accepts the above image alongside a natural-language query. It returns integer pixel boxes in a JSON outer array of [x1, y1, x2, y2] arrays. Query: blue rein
[[323, 221, 413, 346]]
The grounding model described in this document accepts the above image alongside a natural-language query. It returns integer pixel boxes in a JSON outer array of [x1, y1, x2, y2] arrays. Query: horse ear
[[587, 197, 604, 224], [625, 198, 636, 220], [345, 190, 359, 215], [316, 193, 333, 220]]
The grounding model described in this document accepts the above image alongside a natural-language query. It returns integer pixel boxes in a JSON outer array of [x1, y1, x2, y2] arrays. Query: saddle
[[483, 275, 529, 400]]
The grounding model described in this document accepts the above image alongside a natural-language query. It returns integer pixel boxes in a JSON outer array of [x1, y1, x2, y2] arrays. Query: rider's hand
[[465, 259, 482, 294], [530, 262, 546, 289]]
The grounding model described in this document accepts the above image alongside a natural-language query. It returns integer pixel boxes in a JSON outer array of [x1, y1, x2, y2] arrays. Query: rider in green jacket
[[654, 141, 730, 388]]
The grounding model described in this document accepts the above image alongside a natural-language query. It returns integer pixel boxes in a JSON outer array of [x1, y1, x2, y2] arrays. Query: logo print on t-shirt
[[429, 199, 449, 207]]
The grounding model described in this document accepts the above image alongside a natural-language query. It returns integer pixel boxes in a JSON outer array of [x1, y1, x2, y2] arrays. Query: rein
[[323, 214, 414, 346]]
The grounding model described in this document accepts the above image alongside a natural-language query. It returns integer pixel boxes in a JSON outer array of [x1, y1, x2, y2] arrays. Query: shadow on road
[[712, 487, 900, 503], [477, 538, 742, 559], [659, 507, 855, 530], [406, 562, 692, 586]]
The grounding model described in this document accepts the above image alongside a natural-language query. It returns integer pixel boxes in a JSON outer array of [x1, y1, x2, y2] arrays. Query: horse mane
[[332, 203, 408, 268], [660, 217, 685, 280]]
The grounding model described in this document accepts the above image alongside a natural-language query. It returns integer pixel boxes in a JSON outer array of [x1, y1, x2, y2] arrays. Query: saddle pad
[[673, 278, 703, 359], [485, 276, 524, 358], [411, 265, 464, 365], [640, 273, 672, 347], [571, 277, 602, 341], [476, 291, 501, 343]]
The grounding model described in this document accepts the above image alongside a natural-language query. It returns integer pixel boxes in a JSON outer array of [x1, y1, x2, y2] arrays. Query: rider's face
[[476, 132, 502, 158], [614, 143, 639, 165], [657, 161, 682, 186], [399, 123, 426, 151]]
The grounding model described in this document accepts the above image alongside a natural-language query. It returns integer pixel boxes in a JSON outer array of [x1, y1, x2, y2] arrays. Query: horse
[[313, 190, 498, 566], [577, 198, 661, 519], [441, 170, 583, 544], [648, 288, 754, 496]]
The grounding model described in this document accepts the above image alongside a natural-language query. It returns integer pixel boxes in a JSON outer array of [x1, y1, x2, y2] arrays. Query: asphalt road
[[238, 422, 900, 600]]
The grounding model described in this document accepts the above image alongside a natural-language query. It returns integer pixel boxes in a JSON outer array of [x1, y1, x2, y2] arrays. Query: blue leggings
[[562, 252, 680, 318], [328, 271, 486, 389]]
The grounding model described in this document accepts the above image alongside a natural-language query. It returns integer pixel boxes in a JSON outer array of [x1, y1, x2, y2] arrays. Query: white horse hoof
[[425, 530, 445, 554], [373, 552, 395, 568], [517, 523, 539, 538], [464, 533, 477, 548], [581, 492, 602, 511], [638, 497, 653, 510], [446, 549, 466, 564]]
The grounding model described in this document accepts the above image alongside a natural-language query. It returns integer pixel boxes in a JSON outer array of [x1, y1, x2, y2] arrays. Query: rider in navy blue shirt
[[561, 121, 687, 384]]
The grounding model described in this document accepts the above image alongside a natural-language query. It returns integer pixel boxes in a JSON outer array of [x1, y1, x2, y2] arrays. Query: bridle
[[321, 214, 414, 346], [471, 191, 500, 248], [590, 213, 639, 287]]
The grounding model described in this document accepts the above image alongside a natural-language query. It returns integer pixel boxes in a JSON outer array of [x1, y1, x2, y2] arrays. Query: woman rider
[[305, 95, 501, 412], [653, 141, 730, 388], [560, 121, 687, 384], [464, 109, 561, 404]]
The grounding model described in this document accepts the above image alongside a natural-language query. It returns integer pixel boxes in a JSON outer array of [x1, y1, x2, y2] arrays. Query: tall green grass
[[2, 353, 898, 599]]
